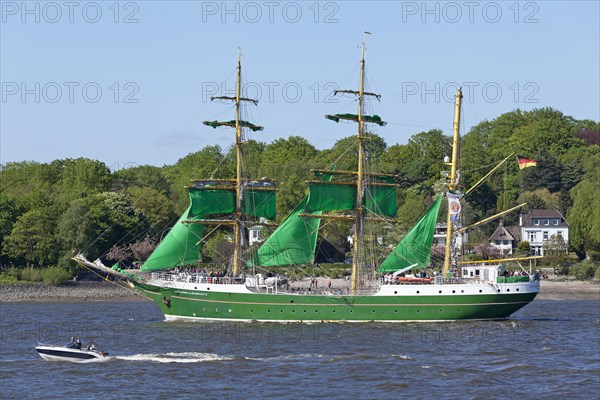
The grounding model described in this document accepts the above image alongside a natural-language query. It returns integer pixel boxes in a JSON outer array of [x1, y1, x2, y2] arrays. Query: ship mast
[[233, 50, 243, 276], [351, 43, 367, 292], [200, 49, 263, 276], [443, 88, 463, 275]]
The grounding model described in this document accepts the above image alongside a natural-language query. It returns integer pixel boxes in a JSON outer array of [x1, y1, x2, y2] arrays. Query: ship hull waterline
[[131, 281, 539, 322]]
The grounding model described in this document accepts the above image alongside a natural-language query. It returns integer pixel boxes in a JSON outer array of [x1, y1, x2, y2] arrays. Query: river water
[[1, 299, 598, 399]]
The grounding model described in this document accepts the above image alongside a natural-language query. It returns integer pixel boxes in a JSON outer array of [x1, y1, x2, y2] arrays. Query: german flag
[[517, 156, 537, 169]]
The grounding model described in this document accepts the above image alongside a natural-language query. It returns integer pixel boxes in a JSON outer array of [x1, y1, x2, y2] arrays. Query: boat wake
[[114, 352, 233, 363]]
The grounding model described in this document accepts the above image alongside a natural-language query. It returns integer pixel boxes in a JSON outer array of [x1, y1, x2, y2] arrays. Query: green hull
[[133, 282, 538, 322]]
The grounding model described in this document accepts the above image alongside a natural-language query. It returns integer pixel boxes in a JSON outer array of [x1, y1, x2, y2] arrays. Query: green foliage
[[41, 267, 73, 284], [127, 186, 176, 235], [567, 151, 600, 257], [515, 241, 530, 256], [20, 268, 42, 282], [570, 259, 596, 280], [2, 208, 59, 267]]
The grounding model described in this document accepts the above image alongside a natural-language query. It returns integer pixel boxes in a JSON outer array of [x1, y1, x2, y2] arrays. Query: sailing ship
[[74, 46, 540, 322]]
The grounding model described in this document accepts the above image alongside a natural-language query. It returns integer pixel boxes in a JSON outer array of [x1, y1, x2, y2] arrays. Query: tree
[[2, 208, 58, 267], [473, 242, 501, 260], [543, 235, 569, 273], [261, 136, 319, 219], [113, 165, 171, 195], [568, 157, 600, 257], [127, 186, 176, 236]]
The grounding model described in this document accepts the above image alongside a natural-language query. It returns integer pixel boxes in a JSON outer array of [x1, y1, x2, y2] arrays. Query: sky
[[1, 0, 599, 170]]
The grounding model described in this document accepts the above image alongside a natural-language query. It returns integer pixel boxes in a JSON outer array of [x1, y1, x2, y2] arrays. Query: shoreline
[[1, 280, 598, 303]]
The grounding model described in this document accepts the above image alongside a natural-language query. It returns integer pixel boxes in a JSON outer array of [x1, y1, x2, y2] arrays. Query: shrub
[[594, 266, 600, 282], [41, 267, 73, 284], [0, 274, 19, 283], [20, 268, 42, 282], [571, 260, 596, 280]]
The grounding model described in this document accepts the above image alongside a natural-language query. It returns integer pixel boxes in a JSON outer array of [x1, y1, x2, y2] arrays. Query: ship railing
[[150, 272, 246, 285]]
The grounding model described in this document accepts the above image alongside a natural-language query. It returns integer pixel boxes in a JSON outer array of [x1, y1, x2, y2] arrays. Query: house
[[433, 223, 468, 251], [519, 209, 569, 256], [489, 221, 516, 255], [248, 226, 264, 246]]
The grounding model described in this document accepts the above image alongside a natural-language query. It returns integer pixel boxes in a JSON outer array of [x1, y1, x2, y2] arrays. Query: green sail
[[305, 182, 397, 217], [325, 114, 387, 126], [140, 204, 204, 272], [365, 185, 397, 217], [304, 183, 355, 213], [203, 120, 264, 132], [249, 196, 321, 267], [189, 188, 235, 216], [377, 195, 443, 273], [243, 188, 276, 221]]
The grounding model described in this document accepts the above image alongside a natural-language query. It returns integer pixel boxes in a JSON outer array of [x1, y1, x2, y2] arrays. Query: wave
[[115, 352, 233, 363]]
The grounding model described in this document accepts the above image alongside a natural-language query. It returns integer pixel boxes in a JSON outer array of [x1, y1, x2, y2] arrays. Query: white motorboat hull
[[35, 345, 108, 362]]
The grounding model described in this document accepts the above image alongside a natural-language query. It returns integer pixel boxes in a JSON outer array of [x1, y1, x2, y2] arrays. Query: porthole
[[394, 310, 398, 313], [332, 310, 336, 313], [479, 290, 482, 293], [280, 310, 284, 313], [416, 291, 420, 294], [206, 287, 210, 291], [438, 290, 442, 294], [292, 310, 295, 313], [457, 309, 460, 312], [372, 310, 376, 313], [394, 291, 397, 294], [215, 308, 219, 312], [416, 310, 420, 313], [290, 300, 295, 303], [267, 310, 271, 313], [497, 289, 501, 293], [461, 290, 464, 293], [516, 288, 520, 292], [507, 289, 510, 292], [452, 290, 455, 293], [350, 310, 354, 313], [303, 310, 307, 313], [439, 309, 443, 313], [194, 287, 197, 290], [250, 309, 254, 313]]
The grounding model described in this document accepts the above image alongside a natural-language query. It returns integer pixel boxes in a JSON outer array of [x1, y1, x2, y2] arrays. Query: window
[[554, 219, 559, 225], [557, 231, 563, 237], [544, 219, 549, 225], [528, 232, 536, 242], [533, 219, 539, 225], [495, 240, 501, 245], [543, 231, 549, 240]]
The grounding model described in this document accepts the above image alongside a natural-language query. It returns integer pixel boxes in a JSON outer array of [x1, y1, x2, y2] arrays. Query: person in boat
[[76, 339, 81, 349]]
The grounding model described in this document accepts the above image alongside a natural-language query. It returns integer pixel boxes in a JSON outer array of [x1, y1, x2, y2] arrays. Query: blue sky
[[1, 1, 599, 169]]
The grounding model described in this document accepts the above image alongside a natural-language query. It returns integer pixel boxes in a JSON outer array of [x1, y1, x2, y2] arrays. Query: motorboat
[[35, 342, 109, 362]]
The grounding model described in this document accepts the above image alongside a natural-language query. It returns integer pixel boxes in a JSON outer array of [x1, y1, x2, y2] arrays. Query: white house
[[519, 209, 569, 256], [433, 223, 468, 251], [489, 221, 516, 255]]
